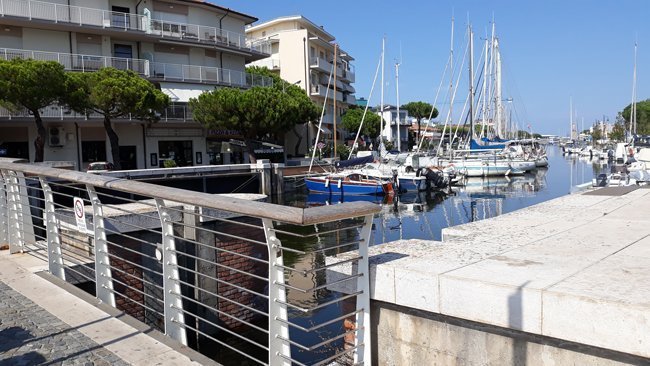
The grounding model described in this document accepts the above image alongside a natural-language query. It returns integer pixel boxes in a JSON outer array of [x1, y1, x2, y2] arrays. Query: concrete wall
[[372, 301, 648, 366], [22, 28, 70, 53]]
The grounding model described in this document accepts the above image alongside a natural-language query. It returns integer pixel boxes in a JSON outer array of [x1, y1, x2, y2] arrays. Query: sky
[[213, 0, 649, 135]]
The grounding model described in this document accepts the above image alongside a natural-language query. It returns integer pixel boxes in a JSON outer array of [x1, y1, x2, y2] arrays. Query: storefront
[[206, 129, 248, 165]]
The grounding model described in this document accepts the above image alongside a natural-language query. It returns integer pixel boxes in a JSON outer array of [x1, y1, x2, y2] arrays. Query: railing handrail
[[0, 161, 380, 225], [0, 47, 148, 64], [149, 61, 274, 86]]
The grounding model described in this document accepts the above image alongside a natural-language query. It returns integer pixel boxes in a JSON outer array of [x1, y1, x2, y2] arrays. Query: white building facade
[[377, 105, 410, 151], [246, 15, 356, 157], [0, 0, 272, 169]]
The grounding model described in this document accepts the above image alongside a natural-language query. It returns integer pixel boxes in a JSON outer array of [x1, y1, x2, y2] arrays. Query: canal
[[272, 144, 610, 365], [284, 145, 609, 243]]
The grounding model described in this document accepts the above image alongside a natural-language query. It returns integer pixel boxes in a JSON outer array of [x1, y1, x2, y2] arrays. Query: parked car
[[86, 161, 114, 173]]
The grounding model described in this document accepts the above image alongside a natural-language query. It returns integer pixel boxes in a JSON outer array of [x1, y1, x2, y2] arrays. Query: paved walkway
[[0, 280, 128, 366], [0, 250, 204, 366]]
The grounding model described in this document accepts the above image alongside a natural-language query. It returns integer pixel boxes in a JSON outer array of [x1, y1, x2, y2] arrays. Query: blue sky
[[215, 1, 649, 135]]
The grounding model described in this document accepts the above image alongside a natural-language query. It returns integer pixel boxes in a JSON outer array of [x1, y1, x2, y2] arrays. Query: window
[[310, 46, 315, 57], [111, 6, 131, 29], [261, 31, 266, 37], [113, 44, 133, 59], [158, 140, 193, 167], [82, 141, 106, 162]]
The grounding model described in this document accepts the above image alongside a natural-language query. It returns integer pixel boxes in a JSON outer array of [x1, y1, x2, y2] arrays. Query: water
[[268, 145, 613, 364], [285, 145, 609, 243]]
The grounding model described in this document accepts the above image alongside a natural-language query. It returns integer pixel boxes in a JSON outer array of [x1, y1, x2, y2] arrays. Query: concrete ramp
[[583, 186, 639, 196]]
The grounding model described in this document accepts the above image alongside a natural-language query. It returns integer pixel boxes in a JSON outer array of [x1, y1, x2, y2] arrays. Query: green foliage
[[64, 68, 169, 119], [401, 101, 438, 120], [341, 108, 381, 138], [590, 127, 602, 141], [64, 68, 169, 169], [191, 68, 319, 162], [0, 59, 67, 162], [517, 130, 531, 139], [532, 133, 542, 139], [163, 159, 177, 168], [610, 122, 626, 141], [621, 99, 650, 135]]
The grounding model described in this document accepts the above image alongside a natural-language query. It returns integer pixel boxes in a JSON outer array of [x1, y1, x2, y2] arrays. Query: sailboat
[[305, 41, 394, 196]]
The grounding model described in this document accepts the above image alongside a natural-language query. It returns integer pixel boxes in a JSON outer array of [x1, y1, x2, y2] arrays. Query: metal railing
[[0, 48, 149, 75], [0, 0, 271, 55], [0, 104, 195, 123], [0, 160, 379, 365], [149, 62, 273, 88]]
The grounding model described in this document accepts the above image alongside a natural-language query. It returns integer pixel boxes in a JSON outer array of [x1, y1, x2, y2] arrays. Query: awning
[[160, 82, 215, 102]]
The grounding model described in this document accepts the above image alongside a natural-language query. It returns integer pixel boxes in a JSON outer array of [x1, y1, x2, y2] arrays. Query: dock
[[329, 186, 650, 364]]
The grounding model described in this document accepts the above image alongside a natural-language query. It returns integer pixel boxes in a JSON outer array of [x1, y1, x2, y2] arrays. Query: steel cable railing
[[0, 161, 378, 365]]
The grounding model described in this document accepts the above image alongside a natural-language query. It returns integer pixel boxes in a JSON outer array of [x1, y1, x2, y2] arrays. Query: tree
[[341, 108, 381, 139], [190, 86, 303, 163], [401, 101, 438, 145], [64, 68, 169, 169], [246, 66, 318, 156], [0, 59, 67, 162], [610, 122, 626, 142], [591, 126, 602, 142], [621, 99, 650, 135]]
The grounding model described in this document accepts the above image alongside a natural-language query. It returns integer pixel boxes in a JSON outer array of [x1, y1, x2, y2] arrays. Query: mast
[[569, 97, 573, 139], [631, 41, 638, 138], [481, 30, 488, 137], [494, 37, 502, 138], [333, 43, 338, 158], [468, 24, 475, 142], [448, 16, 454, 153], [380, 37, 385, 151], [395, 61, 401, 151]]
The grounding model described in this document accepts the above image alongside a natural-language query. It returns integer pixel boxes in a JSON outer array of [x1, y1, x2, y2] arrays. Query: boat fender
[[325, 178, 329, 188], [337, 179, 342, 189]]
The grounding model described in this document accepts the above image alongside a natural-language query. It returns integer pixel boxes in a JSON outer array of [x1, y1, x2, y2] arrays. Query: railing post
[[123, 13, 127, 31], [87, 185, 116, 307], [1, 0, 4, 17], [262, 218, 291, 366], [28, 0, 32, 19], [126, 57, 129, 71], [2, 170, 34, 254], [354, 214, 374, 365], [54, 3, 57, 23], [39, 178, 65, 280], [154, 198, 187, 346]]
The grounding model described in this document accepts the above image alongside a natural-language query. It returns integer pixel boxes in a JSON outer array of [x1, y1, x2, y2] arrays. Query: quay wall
[[372, 300, 645, 366]]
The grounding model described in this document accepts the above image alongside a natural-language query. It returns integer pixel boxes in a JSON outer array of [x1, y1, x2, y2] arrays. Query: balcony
[[149, 62, 273, 88], [310, 85, 342, 102], [0, 0, 270, 56], [345, 94, 356, 105], [341, 68, 355, 83], [0, 48, 149, 75], [309, 57, 333, 73], [0, 47, 273, 89], [249, 57, 281, 71], [0, 103, 195, 123]]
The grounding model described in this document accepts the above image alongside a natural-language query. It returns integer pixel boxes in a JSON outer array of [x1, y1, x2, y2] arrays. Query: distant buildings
[[377, 105, 410, 151], [0, 0, 272, 169], [246, 15, 356, 156]]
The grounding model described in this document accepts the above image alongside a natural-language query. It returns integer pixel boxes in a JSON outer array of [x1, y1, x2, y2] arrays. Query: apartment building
[[378, 105, 411, 151], [0, 0, 271, 170], [246, 15, 356, 157]]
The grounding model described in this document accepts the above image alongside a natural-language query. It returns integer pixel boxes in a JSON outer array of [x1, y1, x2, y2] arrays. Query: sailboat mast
[[569, 97, 573, 139], [380, 37, 385, 148], [333, 43, 338, 158], [468, 24, 475, 142], [481, 32, 488, 137], [395, 61, 401, 151], [448, 16, 455, 152], [631, 42, 638, 137], [494, 37, 502, 138]]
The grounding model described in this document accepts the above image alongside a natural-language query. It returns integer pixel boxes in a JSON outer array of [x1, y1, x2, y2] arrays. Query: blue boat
[[305, 172, 393, 195]]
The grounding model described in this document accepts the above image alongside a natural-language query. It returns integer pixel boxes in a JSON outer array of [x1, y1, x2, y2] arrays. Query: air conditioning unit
[[48, 127, 65, 147]]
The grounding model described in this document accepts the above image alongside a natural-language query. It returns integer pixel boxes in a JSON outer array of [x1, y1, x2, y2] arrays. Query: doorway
[[119, 146, 137, 170]]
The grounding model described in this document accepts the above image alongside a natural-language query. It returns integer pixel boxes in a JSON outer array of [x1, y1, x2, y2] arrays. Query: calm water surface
[[284, 145, 609, 243]]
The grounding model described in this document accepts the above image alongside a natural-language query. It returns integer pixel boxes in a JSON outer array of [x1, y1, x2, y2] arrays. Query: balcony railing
[[250, 57, 281, 71], [149, 62, 273, 88], [0, 48, 149, 75], [309, 57, 333, 73], [0, 160, 378, 365], [0, 0, 270, 55], [0, 104, 195, 123], [346, 94, 356, 105], [310, 85, 342, 102]]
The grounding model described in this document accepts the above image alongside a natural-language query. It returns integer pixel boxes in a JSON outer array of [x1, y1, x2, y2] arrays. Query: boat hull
[[305, 176, 389, 195]]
